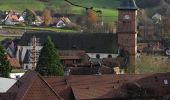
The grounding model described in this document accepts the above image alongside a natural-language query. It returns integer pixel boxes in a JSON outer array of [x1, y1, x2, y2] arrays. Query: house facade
[[16, 31, 119, 69]]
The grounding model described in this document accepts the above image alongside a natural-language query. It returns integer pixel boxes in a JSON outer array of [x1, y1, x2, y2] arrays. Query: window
[[108, 55, 112, 58], [15, 75, 20, 79], [96, 54, 100, 59], [25, 65, 28, 69], [73, 60, 77, 64]]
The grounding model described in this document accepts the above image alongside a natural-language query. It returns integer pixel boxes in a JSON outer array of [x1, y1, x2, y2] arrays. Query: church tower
[[117, 0, 138, 72]]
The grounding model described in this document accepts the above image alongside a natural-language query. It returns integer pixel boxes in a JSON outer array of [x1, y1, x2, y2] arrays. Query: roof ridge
[[37, 74, 64, 100], [20, 71, 38, 100], [21, 70, 37, 100]]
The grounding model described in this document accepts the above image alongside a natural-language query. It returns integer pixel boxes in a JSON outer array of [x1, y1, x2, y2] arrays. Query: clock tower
[[117, 0, 138, 72], [117, 0, 138, 55]]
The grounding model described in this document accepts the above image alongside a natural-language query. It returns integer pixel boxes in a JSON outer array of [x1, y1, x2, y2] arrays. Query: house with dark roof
[[4, 11, 20, 25], [1, 70, 170, 100], [16, 31, 119, 69]]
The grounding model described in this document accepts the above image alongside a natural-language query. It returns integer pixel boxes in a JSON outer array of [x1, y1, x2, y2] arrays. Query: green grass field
[[0, 0, 120, 41], [71, 7, 118, 22], [0, 0, 119, 22], [0, 0, 120, 11], [50, 0, 120, 9], [0, 36, 14, 41], [0, 0, 45, 11]]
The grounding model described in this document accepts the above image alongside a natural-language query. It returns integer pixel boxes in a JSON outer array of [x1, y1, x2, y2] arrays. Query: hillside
[[0, 0, 120, 22], [0, 0, 120, 11], [1, 0, 168, 23]]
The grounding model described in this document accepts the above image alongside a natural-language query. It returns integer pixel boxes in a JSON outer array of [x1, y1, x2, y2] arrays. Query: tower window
[[96, 54, 100, 59], [108, 55, 112, 58]]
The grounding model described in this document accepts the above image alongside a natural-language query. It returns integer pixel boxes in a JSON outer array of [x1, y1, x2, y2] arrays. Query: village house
[[1, 70, 170, 100], [16, 31, 119, 70], [52, 17, 72, 28], [4, 11, 20, 25], [59, 50, 87, 67]]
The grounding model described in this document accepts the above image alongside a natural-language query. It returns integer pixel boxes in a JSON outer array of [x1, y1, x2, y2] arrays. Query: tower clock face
[[123, 14, 130, 20]]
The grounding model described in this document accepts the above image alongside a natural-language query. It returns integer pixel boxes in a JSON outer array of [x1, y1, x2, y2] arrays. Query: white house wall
[[17, 46, 43, 63], [0, 77, 16, 92], [10, 73, 25, 79]]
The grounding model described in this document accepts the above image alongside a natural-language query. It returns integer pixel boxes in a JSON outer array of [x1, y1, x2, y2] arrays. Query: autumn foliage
[[42, 8, 53, 26], [87, 9, 97, 23]]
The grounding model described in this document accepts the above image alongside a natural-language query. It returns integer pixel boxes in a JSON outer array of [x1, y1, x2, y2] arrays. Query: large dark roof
[[23, 50, 30, 64], [19, 31, 118, 53], [7, 70, 63, 100], [118, 0, 138, 10]]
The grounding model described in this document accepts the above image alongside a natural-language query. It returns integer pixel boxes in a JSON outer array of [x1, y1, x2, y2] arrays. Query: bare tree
[[42, 8, 53, 26]]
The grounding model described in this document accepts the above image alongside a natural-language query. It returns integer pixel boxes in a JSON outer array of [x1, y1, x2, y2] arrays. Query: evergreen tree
[[36, 37, 64, 76], [0, 45, 11, 78]]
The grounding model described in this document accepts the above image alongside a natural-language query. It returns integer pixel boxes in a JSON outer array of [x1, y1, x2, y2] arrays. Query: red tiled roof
[[7, 70, 63, 100], [0, 92, 16, 100], [59, 50, 85, 56], [59, 50, 86, 60], [5, 71, 170, 100], [45, 77, 74, 100]]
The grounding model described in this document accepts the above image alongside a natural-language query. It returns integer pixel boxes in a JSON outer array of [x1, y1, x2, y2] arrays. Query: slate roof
[[23, 50, 31, 64], [19, 31, 118, 53], [118, 0, 138, 10]]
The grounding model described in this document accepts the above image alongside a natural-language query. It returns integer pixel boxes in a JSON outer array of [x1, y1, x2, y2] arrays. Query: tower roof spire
[[118, 0, 138, 10]]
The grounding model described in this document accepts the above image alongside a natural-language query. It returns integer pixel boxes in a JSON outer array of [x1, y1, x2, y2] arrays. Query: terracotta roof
[[71, 85, 127, 100], [9, 58, 21, 69], [0, 92, 16, 100], [59, 50, 85, 59], [3, 71, 170, 100], [7, 70, 63, 100], [45, 77, 74, 100]]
